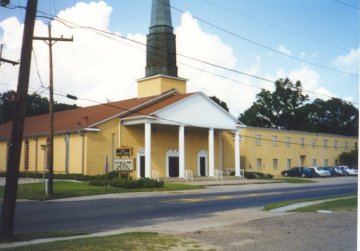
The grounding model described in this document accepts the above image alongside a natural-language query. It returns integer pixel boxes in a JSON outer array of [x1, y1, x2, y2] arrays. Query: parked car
[[336, 166, 358, 176], [320, 167, 337, 176], [334, 166, 347, 176], [308, 167, 331, 177], [281, 167, 314, 178]]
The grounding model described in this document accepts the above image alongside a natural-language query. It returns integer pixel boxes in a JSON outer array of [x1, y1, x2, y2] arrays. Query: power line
[[201, 0, 348, 51], [47, 14, 359, 105], [1, 81, 357, 148], [51, 89, 358, 150], [158, 0, 358, 77], [2, 4, 359, 105], [223, 130, 357, 150], [32, 48, 45, 90], [334, 0, 360, 9]]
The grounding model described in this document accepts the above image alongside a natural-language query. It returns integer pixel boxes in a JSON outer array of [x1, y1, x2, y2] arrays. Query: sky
[[0, 0, 359, 117]]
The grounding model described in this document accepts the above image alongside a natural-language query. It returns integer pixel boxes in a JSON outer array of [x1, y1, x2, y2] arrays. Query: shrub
[[111, 179, 143, 189], [143, 178, 164, 188], [111, 178, 164, 189], [244, 171, 273, 179]]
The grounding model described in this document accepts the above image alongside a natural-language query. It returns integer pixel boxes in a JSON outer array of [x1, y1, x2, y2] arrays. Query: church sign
[[113, 159, 134, 171], [116, 147, 132, 157]]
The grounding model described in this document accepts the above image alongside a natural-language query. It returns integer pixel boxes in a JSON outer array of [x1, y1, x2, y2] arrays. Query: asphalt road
[[6, 180, 356, 234]]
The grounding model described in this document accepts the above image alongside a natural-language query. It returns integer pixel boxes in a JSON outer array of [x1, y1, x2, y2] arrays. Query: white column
[[179, 125, 185, 178], [145, 122, 152, 178], [235, 128, 241, 177], [208, 128, 215, 177]]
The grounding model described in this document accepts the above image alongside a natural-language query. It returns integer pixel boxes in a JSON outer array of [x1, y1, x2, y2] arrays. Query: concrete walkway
[[270, 195, 356, 212]]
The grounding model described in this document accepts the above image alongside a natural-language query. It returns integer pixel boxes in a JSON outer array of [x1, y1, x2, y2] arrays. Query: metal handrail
[[214, 169, 223, 181], [185, 169, 193, 181]]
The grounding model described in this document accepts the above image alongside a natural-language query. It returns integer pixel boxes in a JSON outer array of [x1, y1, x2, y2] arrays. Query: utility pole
[[33, 24, 73, 197], [0, 44, 19, 67], [0, 0, 38, 240]]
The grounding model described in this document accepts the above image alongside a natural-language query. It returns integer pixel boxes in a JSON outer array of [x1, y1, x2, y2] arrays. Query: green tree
[[210, 96, 229, 112], [338, 149, 358, 167], [239, 78, 308, 130], [0, 91, 78, 124], [299, 98, 358, 136]]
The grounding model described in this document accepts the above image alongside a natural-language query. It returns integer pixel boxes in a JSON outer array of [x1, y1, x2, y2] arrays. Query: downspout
[[35, 137, 38, 172], [118, 119, 122, 148], [65, 133, 70, 174], [81, 133, 85, 175]]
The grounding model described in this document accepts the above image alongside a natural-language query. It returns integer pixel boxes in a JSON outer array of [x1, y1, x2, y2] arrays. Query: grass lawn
[[263, 194, 357, 211], [5, 232, 213, 251], [290, 196, 357, 212], [274, 177, 316, 183], [0, 181, 205, 201]]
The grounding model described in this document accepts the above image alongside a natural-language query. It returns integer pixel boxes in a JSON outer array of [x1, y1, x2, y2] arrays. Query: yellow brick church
[[0, 0, 357, 178]]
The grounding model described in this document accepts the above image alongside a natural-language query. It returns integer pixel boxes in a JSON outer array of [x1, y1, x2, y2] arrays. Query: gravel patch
[[181, 211, 357, 251]]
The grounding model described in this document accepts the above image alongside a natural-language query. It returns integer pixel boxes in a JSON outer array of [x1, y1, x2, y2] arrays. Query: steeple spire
[[146, 0, 178, 77]]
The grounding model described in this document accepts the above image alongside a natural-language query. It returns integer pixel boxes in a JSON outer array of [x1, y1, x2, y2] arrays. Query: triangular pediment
[[152, 92, 241, 130]]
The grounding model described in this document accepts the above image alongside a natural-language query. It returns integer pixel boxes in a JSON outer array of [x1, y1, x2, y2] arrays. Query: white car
[[334, 166, 346, 176], [309, 167, 331, 177], [337, 166, 358, 176]]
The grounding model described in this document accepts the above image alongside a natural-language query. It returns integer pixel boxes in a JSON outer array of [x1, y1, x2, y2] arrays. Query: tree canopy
[[0, 91, 79, 124], [239, 78, 308, 130], [239, 78, 358, 136], [210, 96, 229, 112]]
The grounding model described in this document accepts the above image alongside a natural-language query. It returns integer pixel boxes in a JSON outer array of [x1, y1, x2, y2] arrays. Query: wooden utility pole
[[0, 44, 19, 67], [33, 24, 73, 197], [0, 0, 38, 240]]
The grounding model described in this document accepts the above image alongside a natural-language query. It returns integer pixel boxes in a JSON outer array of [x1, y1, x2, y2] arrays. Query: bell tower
[[137, 0, 187, 98]]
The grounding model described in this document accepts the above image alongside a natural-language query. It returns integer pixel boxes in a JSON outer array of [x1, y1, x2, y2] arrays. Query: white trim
[[166, 148, 179, 177], [136, 148, 145, 178], [197, 150, 208, 176], [137, 74, 188, 83], [89, 89, 180, 128], [179, 125, 185, 178], [121, 116, 157, 126], [145, 123, 152, 178], [208, 128, 215, 177], [151, 92, 242, 126], [118, 119, 122, 148], [235, 128, 241, 176]]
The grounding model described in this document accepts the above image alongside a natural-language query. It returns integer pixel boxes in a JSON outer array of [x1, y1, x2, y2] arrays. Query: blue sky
[[0, 0, 359, 115]]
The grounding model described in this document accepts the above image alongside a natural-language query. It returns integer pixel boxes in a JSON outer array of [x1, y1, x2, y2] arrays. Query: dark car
[[281, 167, 314, 178]]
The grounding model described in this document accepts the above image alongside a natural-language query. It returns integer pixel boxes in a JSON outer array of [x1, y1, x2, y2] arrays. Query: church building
[[0, 0, 357, 178]]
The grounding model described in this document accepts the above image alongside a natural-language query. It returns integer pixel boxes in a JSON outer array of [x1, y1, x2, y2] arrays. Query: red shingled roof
[[0, 91, 194, 140]]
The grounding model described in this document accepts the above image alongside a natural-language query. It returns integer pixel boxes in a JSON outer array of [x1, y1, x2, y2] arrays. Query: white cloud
[[271, 66, 338, 101], [288, 66, 320, 91], [277, 44, 292, 56], [175, 12, 258, 115], [333, 48, 360, 75], [0, 5, 258, 116], [0, 1, 145, 106]]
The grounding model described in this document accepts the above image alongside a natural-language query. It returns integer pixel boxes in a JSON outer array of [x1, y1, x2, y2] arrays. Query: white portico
[[121, 91, 244, 179]]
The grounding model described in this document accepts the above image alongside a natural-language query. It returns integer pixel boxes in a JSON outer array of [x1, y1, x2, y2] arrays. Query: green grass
[[274, 177, 316, 183], [0, 181, 204, 201], [4, 232, 213, 251], [290, 196, 357, 212], [263, 194, 356, 211]]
